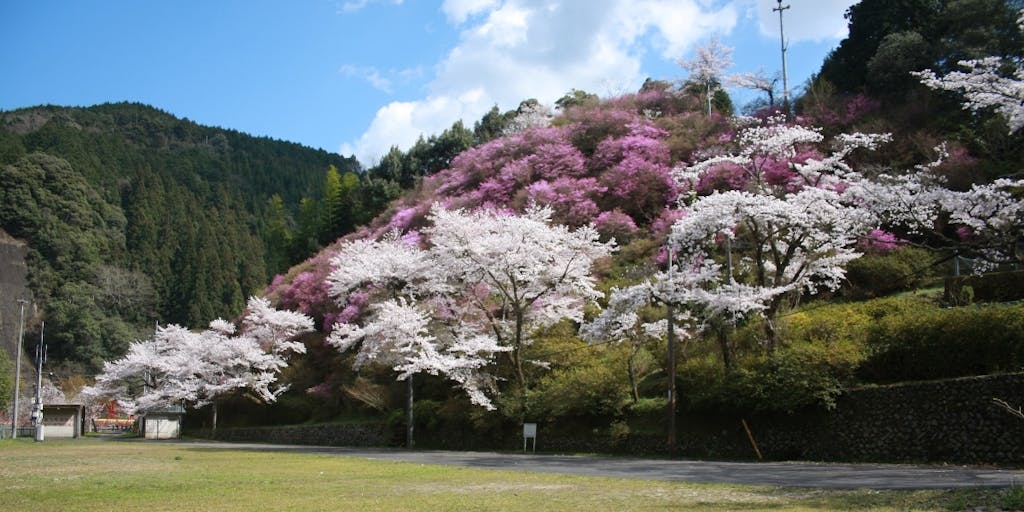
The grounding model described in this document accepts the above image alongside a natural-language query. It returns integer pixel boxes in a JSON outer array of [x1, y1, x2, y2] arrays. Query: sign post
[[523, 423, 537, 453]]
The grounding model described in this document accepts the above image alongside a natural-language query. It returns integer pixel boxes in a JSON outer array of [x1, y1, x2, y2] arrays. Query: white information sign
[[523, 422, 537, 452]]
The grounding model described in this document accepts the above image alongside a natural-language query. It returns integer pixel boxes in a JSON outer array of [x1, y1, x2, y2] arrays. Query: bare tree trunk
[[513, 310, 528, 422], [406, 375, 414, 448], [762, 296, 784, 353], [705, 82, 713, 116], [666, 300, 677, 452], [211, 400, 218, 439], [717, 324, 733, 371], [628, 342, 640, 403]]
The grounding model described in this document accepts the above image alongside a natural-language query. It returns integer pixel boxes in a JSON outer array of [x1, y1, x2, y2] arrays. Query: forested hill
[[0, 102, 362, 372]]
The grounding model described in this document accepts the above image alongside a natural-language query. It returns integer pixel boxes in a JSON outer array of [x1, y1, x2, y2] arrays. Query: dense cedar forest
[[2, 0, 1023, 434], [0, 103, 365, 371]]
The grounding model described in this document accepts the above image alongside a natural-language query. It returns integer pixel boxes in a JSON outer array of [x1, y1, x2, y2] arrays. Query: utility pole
[[11, 299, 28, 439], [774, 0, 791, 118], [666, 246, 677, 453], [32, 322, 45, 442]]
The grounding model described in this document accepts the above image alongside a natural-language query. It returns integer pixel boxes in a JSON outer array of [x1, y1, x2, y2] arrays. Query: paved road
[[164, 440, 1024, 489]]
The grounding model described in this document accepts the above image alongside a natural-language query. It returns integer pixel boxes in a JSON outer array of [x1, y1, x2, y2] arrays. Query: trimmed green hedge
[[843, 247, 937, 298], [945, 270, 1024, 304], [860, 302, 1024, 382]]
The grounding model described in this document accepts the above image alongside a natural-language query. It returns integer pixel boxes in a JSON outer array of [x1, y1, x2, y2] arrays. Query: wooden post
[[741, 419, 764, 462]]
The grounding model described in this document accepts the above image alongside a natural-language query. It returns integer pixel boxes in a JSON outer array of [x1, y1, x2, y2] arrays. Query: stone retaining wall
[[192, 373, 1024, 465], [538, 373, 1024, 464]]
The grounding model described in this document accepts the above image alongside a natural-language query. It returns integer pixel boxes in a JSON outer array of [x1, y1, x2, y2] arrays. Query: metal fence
[[0, 426, 39, 439]]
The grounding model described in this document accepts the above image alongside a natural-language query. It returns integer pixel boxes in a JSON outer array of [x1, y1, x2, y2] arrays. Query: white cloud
[[342, 90, 492, 166], [340, 0, 404, 14], [442, 0, 500, 24], [471, 3, 530, 48], [339, 65, 393, 93], [341, 0, 741, 165], [753, 0, 857, 42]]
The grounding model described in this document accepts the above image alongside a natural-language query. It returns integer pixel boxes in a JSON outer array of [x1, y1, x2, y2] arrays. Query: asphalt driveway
[[165, 440, 1024, 489]]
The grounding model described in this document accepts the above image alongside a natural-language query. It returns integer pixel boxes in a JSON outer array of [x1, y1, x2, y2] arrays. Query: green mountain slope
[[0, 102, 360, 372]]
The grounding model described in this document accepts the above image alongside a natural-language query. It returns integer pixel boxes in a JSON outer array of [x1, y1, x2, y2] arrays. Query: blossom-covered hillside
[[265, 81, 920, 329], [268, 87, 695, 321]]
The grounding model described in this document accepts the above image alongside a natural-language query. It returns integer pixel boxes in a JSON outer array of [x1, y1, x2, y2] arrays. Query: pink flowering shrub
[[436, 124, 589, 213], [651, 208, 686, 239], [757, 149, 823, 192], [334, 291, 369, 325], [265, 250, 340, 331], [387, 205, 420, 231], [759, 156, 797, 188], [696, 162, 749, 193], [844, 94, 881, 123], [802, 93, 881, 128], [591, 121, 677, 222], [405, 108, 683, 230], [437, 136, 521, 197], [859, 228, 904, 254], [595, 209, 639, 243], [565, 106, 641, 154], [527, 177, 605, 227], [280, 271, 330, 316], [592, 122, 671, 168]]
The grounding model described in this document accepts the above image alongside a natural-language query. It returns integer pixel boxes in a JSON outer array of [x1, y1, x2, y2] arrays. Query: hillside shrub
[[843, 247, 937, 298], [677, 339, 865, 414], [528, 354, 631, 421], [945, 270, 1024, 304], [860, 302, 1024, 382]]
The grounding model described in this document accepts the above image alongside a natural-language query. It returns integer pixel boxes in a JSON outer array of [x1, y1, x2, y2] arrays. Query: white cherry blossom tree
[[912, 4, 1022, 139], [914, 57, 1024, 134], [678, 36, 734, 116], [425, 204, 614, 410], [908, 12, 1024, 265], [326, 229, 507, 450], [327, 205, 614, 420], [836, 141, 1024, 270], [667, 114, 1024, 355], [729, 67, 779, 108], [580, 283, 691, 402], [670, 117, 886, 350], [83, 296, 313, 434]]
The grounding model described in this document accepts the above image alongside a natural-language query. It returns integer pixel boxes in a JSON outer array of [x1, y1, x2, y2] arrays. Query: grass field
[[1, 438, 1019, 511]]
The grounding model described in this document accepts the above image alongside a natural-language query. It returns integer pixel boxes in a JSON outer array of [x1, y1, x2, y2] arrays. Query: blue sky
[[1, 1, 857, 167]]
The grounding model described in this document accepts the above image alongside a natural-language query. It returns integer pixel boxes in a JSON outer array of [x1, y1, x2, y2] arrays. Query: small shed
[[43, 404, 86, 438], [140, 405, 185, 439]]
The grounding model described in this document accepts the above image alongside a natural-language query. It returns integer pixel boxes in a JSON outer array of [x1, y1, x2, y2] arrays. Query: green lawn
[[0, 438, 1017, 511]]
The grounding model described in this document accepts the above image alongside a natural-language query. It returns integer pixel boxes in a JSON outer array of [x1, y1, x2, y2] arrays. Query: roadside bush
[[781, 305, 872, 346], [628, 396, 668, 417], [412, 399, 443, 432], [843, 247, 937, 298], [860, 302, 1024, 382], [528, 352, 631, 421], [945, 270, 1024, 304], [0, 350, 11, 412], [753, 341, 866, 411], [676, 353, 730, 411], [677, 336, 866, 414]]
